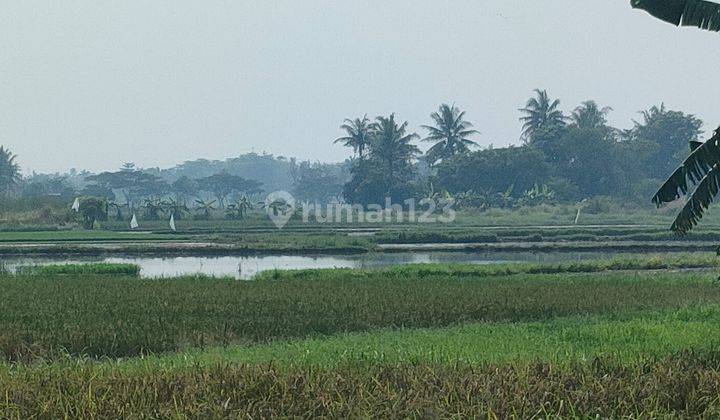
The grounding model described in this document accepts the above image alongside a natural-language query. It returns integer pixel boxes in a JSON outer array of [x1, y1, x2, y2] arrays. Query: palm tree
[[571, 101, 613, 129], [421, 104, 479, 165], [335, 115, 372, 159], [519, 89, 567, 140], [368, 114, 420, 181], [0, 147, 20, 197], [633, 0, 720, 233]]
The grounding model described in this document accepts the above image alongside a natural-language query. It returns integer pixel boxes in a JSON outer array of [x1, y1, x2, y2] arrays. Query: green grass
[[1, 260, 720, 417], [77, 305, 718, 371], [256, 253, 720, 280], [374, 225, 720, 244], [3, 343, 720, 417], [0, 230, 186, 243], [15, 263, 141, 276], [2, 269, 720, 362]]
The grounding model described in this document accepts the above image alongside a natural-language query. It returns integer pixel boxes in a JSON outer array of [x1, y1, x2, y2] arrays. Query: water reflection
[[1, 251, 629, 280]]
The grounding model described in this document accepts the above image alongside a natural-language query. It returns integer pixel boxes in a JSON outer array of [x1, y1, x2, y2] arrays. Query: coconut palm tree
[[335, 115, 372, 160], [632, 0, 720, 233], [571, 101, 613, 129], [0, 147, 20, 197], [421, 104, 479, 165], [368, 114, 420, 180], [519, 89, 567, 140]]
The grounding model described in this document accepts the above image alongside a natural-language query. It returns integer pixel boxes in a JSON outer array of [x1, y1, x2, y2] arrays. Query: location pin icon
[[264, 191, 296, 229]]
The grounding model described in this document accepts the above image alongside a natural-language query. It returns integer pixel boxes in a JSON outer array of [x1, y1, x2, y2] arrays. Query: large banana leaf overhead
[[633, 0, 720, 233], [652, 132, 720, 233], [631, 0, 720, 32]]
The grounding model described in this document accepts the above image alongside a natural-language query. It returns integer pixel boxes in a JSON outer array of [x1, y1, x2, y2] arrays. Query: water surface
[[1, 251, 641, 280]]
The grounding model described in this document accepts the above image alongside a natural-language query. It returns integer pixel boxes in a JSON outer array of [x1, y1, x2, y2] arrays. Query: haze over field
[[2, 1, 720, 173]]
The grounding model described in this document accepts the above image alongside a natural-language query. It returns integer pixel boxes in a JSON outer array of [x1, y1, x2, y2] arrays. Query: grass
[[89, 305, 720, 370], [3, 351, 720, 417], [256, 253, 720, 280], [0, 230, 186, 243], [15, 263, 141, 276], [1, 269, 720, 362], [374, 225, 720, 244], [1, 261, 720, 416]]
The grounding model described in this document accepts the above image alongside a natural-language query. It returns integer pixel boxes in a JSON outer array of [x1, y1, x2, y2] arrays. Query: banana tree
[[652, 133, 720, 233], [107, 201, 124, 221], [142, 198, 165, 221], [226, 197, 253, 220], [632, 0, 720, 233], [194, 199, 217, 220], [632, 0, 720, 32], [165, 198, 190, 220]]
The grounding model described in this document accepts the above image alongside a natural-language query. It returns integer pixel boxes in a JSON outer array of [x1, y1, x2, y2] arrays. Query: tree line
[[336, 90, 703, 208]]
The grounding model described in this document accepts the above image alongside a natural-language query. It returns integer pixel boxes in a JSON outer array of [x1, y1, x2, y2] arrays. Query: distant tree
[[225, 196, 253, 220], [78, 197, 108, 229], [551, 127, 624, 198], [519, 89, 567, 140], [21, 176, 76, 200], [628, 104, 703, 180], [571, 101, 613, 130], [165, 197, 190, 220], [369, 114, 419, 186], [107, 201, 124, 221], [121, 162, 136, 172], [171, 176, 199, 204], [435, 146, 552, 198], [86, 171, 168, 211], [0, 147, 20, 197], [292, 165, 344, 202], [341, 114, 421, 205], [518, 184, 556, 207], [197, 172, 263, 208], [194, 198, 217, 219], [335, 115, 372, 160], [142, 198, 166, 220], [421, 104, 479, 165], [80, 183, 115, 201]]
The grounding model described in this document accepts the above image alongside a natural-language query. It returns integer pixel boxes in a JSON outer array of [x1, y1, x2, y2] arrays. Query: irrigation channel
[[0, 250, 667, 280]]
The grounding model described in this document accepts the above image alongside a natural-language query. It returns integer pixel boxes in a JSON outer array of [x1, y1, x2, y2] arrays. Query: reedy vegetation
[[1, 268, 720, 362]]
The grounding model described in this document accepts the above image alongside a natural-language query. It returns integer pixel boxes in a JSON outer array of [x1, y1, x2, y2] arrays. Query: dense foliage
[[337, 98, 703, 207]]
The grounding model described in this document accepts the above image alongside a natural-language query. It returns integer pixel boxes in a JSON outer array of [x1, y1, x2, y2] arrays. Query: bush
[[583, 196, 615, 214], [16, 263, 140, 277]]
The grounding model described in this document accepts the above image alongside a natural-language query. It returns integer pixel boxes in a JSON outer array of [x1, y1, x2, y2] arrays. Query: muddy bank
[[377, 241, 719, 253], [0, 242, 370, 257], [0, 239, 716, 257]]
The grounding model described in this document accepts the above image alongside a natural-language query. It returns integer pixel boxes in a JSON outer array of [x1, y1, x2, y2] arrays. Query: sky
[[2, 0, 720, 174]]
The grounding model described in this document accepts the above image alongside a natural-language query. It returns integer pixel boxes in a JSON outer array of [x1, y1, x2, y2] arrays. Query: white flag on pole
[[71, 198, 80, 212], [130, 213, 139, 229], [169, 213, 176, 231]]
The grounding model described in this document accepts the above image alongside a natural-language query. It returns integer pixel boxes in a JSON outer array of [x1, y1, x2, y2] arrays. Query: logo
[[264, 191, 296, 229]]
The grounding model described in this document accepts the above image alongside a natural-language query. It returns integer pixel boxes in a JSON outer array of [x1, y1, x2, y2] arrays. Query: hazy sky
[[2, 1, 720, 174]]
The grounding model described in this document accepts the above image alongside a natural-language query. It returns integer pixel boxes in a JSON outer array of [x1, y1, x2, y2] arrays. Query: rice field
[[2, 253, 720, 416]]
